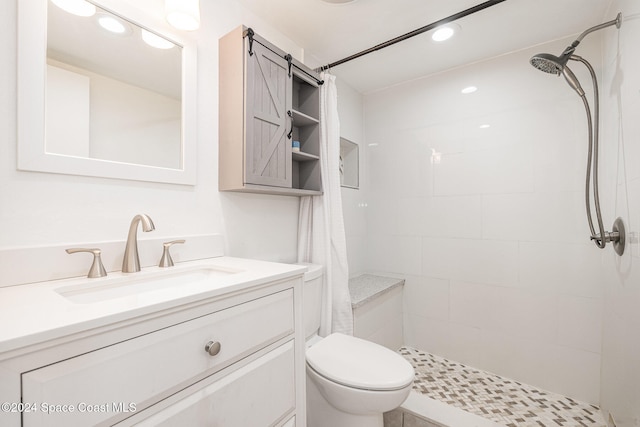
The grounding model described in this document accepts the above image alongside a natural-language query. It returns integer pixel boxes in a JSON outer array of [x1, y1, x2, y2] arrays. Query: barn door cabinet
[[219, 26, 323, 196]]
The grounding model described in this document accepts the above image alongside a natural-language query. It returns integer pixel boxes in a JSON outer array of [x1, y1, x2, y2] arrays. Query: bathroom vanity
[[0, 257, 306, 426]]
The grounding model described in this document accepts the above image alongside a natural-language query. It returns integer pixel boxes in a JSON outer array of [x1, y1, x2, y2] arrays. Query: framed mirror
[[18, 0, 197, 185]]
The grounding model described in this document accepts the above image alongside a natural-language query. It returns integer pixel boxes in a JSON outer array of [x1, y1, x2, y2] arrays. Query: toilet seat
[[306, 333, 414, 391]]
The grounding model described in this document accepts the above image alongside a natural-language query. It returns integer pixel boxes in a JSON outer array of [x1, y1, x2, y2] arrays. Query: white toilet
[[300, 264, 414, 427]]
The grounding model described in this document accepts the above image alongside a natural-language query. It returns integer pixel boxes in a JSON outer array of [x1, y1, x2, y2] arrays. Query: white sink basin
[[56, 266, 242, 304]]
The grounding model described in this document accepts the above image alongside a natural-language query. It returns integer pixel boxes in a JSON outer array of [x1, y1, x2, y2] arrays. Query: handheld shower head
[[528, 12, 627, 255], [562, 65, 585, 96]]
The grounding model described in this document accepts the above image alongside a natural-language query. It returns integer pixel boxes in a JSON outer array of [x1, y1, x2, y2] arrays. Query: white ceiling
[[235, 0, 614, 94]]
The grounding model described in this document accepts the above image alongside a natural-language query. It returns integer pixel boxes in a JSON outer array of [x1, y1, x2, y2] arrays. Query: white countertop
[[0, 257, 306, 355]]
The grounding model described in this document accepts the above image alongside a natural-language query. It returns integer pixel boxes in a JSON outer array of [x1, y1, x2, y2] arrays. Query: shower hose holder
[[591, 217, 625, 256]]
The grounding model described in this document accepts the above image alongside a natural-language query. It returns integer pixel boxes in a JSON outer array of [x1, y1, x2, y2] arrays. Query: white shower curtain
[[297, 72, 353, 336]]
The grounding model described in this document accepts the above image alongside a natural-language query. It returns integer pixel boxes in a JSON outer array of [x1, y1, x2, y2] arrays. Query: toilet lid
[[306, 333, 414, 391]]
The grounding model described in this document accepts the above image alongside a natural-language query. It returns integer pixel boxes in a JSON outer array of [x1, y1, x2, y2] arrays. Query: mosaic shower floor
[[399, 347, 607, 427]]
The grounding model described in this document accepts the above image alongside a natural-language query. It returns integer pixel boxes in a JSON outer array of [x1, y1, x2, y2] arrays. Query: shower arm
[[575, 14, 622, 44], [562, 14, 622, 57]]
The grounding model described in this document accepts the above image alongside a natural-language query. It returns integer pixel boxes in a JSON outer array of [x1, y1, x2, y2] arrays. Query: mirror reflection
[[46, 1, 183, 169]]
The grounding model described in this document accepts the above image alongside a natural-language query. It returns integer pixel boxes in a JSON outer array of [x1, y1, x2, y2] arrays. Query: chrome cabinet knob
[[205, 341, 221, 356]]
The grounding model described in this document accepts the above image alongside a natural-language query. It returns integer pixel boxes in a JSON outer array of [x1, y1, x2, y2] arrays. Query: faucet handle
[[159, 240, 185, 268], [66, 248, 108, 278]]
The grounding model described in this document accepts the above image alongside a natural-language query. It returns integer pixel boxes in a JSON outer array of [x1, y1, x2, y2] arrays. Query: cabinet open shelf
[[293, 73, 319, 120], [292, 151, 319, 162], [291, 109, 319, 127], [293, 159, 321, 192]]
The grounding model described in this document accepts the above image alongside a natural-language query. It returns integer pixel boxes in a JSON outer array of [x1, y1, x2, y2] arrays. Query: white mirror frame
[[17, 0, 197, 185]]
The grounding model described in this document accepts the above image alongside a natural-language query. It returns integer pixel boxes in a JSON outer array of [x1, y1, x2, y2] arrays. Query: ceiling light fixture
[[165, 0, 200, 31], [461, 86, 477, 94], [97, 14, 128, 34], [431, 23, 460, 42], [141, 29, 175, 50], [50, 0, 96, 17]]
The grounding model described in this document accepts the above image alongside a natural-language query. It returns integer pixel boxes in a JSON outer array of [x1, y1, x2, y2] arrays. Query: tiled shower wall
[[599, 0, 640, 425], [361, 37, 609, 404]]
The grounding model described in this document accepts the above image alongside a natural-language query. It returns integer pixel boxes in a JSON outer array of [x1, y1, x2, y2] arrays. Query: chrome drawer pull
[[205, 341, 221, 356]]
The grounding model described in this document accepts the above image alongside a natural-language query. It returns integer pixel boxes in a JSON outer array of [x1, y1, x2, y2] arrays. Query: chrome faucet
[[122, 214, 155, 273]]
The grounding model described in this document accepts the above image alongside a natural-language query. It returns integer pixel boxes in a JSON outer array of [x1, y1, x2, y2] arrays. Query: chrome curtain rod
[[317, 0, 508, 72]]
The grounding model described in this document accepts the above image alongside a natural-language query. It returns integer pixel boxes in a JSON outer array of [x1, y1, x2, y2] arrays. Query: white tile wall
[[403, 315, 450, 359], [403, 275, 449, 321], [359, 37, 608, 404], [421, 238, 519, 286], [482, 191, 586, 243], [449, 281, 494, 329], [517, 241, 606, 297], [599, 0, 640, 423], [557, 295, 603, 354], [446, 323, 483, 369], [368, 234, 422, 276], [422, 196, 483, 239]]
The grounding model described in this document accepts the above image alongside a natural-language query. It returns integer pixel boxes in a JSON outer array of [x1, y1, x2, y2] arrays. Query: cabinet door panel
[[127, 341, 295, 426], [245, 40, 292, 188]]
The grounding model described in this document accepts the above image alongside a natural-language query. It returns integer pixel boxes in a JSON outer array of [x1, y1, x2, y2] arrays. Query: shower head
[[530, 52, 570, 75]]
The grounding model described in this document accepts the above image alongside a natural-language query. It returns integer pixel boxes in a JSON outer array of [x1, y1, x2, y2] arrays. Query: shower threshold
[[385, 347, 606, 427]]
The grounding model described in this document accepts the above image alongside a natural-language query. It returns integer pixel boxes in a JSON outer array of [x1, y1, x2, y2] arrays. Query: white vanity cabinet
[[0, 266, 306, 427]]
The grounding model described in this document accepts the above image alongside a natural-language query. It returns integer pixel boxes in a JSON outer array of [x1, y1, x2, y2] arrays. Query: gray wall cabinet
[[219, 26, 322, 196]]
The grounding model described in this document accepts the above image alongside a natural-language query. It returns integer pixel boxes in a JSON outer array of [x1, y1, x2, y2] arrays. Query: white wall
[[599, 1, 640, 425], [361, 37, 607, 404], [0, 0, 305, 266]]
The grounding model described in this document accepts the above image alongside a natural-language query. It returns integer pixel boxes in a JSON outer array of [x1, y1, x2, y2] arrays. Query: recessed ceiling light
[[51, 0, 96, 17], [141, 29, 175, 50], [97, 15, 128, 34], [461, 86, 477, 94], [479, 124, 491, 129], [432, 23, 460, 42]]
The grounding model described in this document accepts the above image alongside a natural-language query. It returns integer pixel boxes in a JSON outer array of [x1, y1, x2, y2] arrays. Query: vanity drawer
[[22, 289, 294, 427], [123, 341, 295, 426]]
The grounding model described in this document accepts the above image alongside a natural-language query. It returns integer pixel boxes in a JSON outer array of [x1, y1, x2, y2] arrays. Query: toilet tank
[[297, 263, 324, 340]]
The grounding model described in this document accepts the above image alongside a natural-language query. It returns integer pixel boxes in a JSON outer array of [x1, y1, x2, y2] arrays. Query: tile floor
[[398, 346, 607, 427]]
